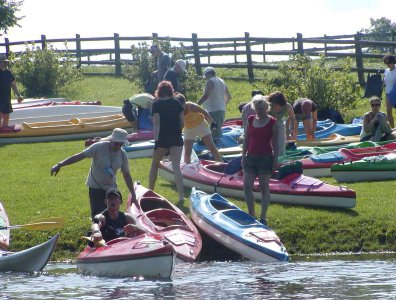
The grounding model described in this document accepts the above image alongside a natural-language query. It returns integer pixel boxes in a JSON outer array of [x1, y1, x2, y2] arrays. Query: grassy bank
[[2, 75, 394, 261]]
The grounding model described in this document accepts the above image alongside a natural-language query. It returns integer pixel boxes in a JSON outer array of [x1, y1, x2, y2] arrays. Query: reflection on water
[[1, 255, 396, 299]]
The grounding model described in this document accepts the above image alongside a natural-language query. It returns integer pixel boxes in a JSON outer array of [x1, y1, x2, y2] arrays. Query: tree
[[360, 17, 396, 53], [0, 0, 24, 34]]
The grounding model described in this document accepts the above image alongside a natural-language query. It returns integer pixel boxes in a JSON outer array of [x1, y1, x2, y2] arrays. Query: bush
[[263, 55, 360, 115], [11, 44, 81, 97], [123, 40, 204, 101]]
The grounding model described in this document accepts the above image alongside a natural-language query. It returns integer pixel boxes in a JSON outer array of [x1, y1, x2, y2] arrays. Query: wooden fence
[[1, 31, 396, 85]]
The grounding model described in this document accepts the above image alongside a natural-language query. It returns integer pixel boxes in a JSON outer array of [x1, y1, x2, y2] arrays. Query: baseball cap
[[105, 188, 122, 202], [175, 59, 187, 72], [203, 66, 215, 77]]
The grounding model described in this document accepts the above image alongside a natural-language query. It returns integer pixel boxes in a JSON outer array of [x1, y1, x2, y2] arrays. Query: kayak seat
[[209, 199, 237, 211], [140, 197, 174, 212], [146, 209, 185, 228], [205, 163, 227, 173], [222, 209, 256, 226]]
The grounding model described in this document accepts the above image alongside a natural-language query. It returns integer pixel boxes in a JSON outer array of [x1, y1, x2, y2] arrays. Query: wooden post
[[75, 34, 81, 69], [354, 32, 365, 86], [192, 33, 202, 76], [234, 41, 237, 63], [296, 33, 303, 55], [245, 32, 254, 81], [152, 33, 158, 41], [4, 38, 10, 57], [262, 43, 266, 62], [41, 34, 47, 50], [391, 29, 395, 55], [114, 33, 121, 76], [207, 43, 211, 65], [324, 34, 328, 56]]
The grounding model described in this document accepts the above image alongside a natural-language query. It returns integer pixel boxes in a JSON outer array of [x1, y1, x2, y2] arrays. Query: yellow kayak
[[296, 134, 360, 147]]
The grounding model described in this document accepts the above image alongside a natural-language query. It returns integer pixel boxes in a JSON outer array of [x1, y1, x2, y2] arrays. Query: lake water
[[1, 254, 396, 299]]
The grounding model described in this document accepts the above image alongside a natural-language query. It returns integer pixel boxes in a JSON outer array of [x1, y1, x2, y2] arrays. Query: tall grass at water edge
[[2, 75, 395, 261]]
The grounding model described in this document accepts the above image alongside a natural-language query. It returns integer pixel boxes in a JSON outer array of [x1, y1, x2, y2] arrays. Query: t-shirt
[[151, 98, 184, 137], [247, 115, 276, 155], [384, 68, 396, 94], [0, 69, 15, 102], [83, 141, 130, 190], [164, 68, 180, 92]]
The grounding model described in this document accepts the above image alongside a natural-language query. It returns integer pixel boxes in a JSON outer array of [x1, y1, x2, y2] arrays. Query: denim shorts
[[243, 154, 273, 175]]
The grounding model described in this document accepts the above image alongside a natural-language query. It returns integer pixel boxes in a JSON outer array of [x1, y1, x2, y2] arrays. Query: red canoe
[[159, 160, 356, 209], [127, 183, 202, 262]]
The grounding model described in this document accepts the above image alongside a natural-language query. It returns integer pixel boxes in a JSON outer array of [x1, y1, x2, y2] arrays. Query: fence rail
[[1, 31, 396, 84]]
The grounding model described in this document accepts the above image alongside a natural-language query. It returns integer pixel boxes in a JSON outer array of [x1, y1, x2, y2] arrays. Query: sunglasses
[[371, 103, 381, 107]]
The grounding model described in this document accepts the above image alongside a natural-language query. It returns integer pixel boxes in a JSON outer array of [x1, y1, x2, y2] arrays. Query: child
[[0, 54, 23, 129], [383, 55, 396, 127]]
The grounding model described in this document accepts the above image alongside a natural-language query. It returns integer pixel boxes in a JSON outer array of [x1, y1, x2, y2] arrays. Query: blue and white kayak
[[298, 122, 362, 140], [193, 135, 240, 153], [123, 140, 155, 159], [189, 188, 289, 262]]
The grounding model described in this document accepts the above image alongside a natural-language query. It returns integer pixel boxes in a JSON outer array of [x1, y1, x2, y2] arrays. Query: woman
[[149, 81, 185, 202], [360, 96, 394, 142], [175, 93, 222, 164], [384, 55, 396, 127], [242, 95, 279, 226], [292, 98, 318, 140], [267, 91, 296, 156]]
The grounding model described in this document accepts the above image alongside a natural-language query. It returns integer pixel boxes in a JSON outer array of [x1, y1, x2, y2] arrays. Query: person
[[176, 93, 222, 164], [197, 67, 232, 139], [50, 128, 137, 219], [0, 53, 23, 129], [150, 44, 171, 83], [242, 95, 279, 226], [122, 93, 154, 131], [149, 81, 185, 202], [241, 90, 264, 128], [360, 96, 395, 142], [267, 91, 296, 156], [292, 98, 318, 140], [164, 59, 187, 93], [383, 55, 396, 127], [90, 189, 144, 244]]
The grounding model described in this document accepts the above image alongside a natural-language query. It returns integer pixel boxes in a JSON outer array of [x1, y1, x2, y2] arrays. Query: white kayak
[[9, 105, 122, 125]]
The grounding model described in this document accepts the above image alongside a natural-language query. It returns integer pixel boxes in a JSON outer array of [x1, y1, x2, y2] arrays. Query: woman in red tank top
[[241, 95, 279, 226]]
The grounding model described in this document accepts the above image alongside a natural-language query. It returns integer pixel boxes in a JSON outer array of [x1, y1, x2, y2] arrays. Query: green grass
[[2, 74, 395, 261]]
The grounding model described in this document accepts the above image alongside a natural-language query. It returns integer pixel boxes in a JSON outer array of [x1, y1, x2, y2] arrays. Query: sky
[[2, 0, 395, 42]]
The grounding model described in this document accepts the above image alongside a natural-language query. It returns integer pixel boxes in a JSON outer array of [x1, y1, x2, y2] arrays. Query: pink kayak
[[13, 100, 101, 110], [159, 159, 356, 209], [127, 183, 202, 262], [299, 142, 396, 177]]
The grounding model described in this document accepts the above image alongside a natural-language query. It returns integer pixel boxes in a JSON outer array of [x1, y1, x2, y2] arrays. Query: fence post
[[75, 34, 81, 69], [354, 32, 365, 86], [207, 43, 211, 65], [391, 29, 395, 54], [296, 33, 304, 55], [41, 34, 47, 50], [234, 41, 237, 63], [152, 33, 158, 41], [262, 42, 266, 63], [324, 34, 328, 56], [244, 32, 254, 81], [4, 38, 10, 57], [114, 33, 121, 76], [192, 33, 202, 76]]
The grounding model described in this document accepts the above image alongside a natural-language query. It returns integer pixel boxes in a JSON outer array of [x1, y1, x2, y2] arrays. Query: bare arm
[[286, 103, 296, 139], [50, 152, 86, 176], [197, 80, 214, 105], [122, 171, 137, 202], [312, 111, 318, 135], [10, 81, 23, 103], [271, 123, 279, 172], [152, 112, 160, 141], [242, 120, 250, 166], [188, 102, 213, 123], [224, 85, 231, 104]]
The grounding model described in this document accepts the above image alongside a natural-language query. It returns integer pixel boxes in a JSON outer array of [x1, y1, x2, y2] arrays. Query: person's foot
[[259, 219, 267, 226]]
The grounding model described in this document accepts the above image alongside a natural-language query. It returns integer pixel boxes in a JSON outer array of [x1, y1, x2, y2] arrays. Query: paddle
[[0, 217, 64, 231]]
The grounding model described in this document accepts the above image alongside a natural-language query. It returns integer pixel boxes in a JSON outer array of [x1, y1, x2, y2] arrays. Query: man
[[90, 189, 144, 244], [149, 44, 171, 83], [50, 128, 137, 219], [0, 53, 23, 129], [164, 59, 187, 93], [198, 67, 231, 139]]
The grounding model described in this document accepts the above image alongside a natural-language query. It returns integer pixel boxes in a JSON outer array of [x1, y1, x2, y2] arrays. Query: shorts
[[0, 98, 12, 114], [184, 120, 211, 140], [295, 113, 312, 121], [154, 134, 183, 149], [243, 154, 273, 175], [208, 110, 225, 139]]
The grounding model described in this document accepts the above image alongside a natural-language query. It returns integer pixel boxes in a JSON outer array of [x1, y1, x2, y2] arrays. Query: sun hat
[[369, 95, 381, 104], [0, 54, 9, 62], [175, 59, 187, 73], [105, 188, 122, 202], [203, 66, 215, 77], [109, 128, 128, 143]]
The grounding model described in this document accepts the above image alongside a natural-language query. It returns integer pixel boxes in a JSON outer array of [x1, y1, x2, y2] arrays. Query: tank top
[[100, 210, 128, 241], [203, 77, 227, 112], [269, 105, 287, 124], [184, 104, 205, 129], [247, 115, 276, 155]]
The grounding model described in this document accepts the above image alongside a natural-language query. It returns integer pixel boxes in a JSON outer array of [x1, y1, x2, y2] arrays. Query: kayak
[[13, 100, 101, 110], [124, 140, 155, 159], [296, 134, 360, 147], [298, 142, 396, 177], [331, 153, 396, 182], [77, 234, 175, 278], [0, 202, 10, 251], [0, 114, 131, 144], [0, 234, 59, 273], [11, 97, 68, 105], [9, 105, 122, 125], [193, 135, 240, 153], [297, 122, 362, 140], [127, 183, 202, 262], [190, 188, 289, 262], [159, 159, 356, 209]]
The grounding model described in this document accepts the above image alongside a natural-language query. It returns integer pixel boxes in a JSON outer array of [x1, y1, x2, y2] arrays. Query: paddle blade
[[16, 217, 65, 231]]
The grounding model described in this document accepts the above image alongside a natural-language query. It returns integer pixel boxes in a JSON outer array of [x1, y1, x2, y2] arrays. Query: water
[[1, 255, 396, 299]]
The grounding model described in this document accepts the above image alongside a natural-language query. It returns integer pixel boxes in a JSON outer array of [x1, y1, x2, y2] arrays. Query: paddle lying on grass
[[0, 217, 65, 231]]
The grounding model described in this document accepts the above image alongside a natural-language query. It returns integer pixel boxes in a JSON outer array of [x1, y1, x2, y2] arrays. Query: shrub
[[11, 43, 81, 97]]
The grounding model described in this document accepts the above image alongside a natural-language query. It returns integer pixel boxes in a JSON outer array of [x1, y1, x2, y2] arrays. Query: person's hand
[[91, 231, 103, 242], [124, 224, 144, 237], [50, 163, 61, 176]]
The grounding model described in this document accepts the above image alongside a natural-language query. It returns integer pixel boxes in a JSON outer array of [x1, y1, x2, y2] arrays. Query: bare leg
[[168, 146, 184, 201], [243, 171, 256, 217], [386, 96, 394, 128], [148, 147, 168, 190], [201, 134, 223, 162], [258, 173, 271, 221], [183, 139, 195, 164], [0, 113, 3, 127], [3, 114, 9, 127], [303, 119, 314, 140]]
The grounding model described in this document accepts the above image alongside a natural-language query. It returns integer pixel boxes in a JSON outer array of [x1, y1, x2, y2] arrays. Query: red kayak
[[159, 159, 356, 209], [13, 100, 101, 110], [127, 183, 202, 262], [299, 142, 396, 177], [85, 129, 154, 147], [77, 234, 175, 278]]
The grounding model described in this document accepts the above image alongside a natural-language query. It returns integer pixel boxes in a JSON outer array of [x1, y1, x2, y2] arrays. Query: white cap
[[175, 59, 187, 72], [203, 66, 215, 77], [109, 128, 128, 143]]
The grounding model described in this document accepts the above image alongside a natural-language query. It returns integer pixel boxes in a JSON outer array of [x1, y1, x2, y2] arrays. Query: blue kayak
[[193, 135, 239, 153], [298, 122, 362, 140], [189, 188, 289, 262]]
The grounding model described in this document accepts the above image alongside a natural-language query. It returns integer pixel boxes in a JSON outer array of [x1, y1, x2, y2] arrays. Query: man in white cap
[[149, 44, 171, 82], [0, 53, 23, 129], [164, 59, 187, 93], [198, 66, 232, 139], [50, 128, 137, 219]]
